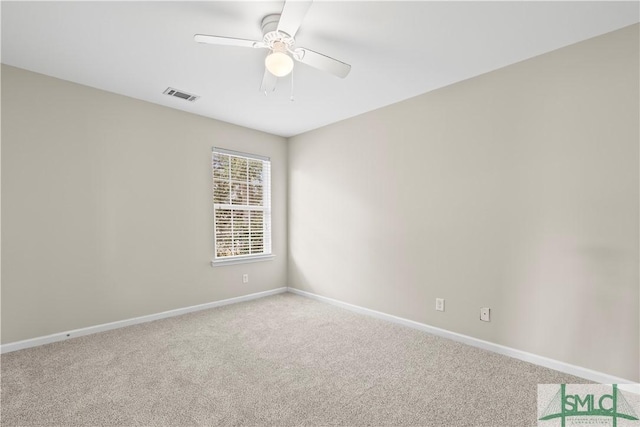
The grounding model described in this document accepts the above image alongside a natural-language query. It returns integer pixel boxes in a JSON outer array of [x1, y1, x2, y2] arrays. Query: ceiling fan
[[194, 0, 351, 94]]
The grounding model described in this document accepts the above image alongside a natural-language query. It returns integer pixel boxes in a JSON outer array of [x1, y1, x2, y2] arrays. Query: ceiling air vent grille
[[163, 87, 200, 102]]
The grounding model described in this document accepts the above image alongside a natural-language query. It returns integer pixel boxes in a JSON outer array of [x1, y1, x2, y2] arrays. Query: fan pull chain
[[290, 68, 295, 102]]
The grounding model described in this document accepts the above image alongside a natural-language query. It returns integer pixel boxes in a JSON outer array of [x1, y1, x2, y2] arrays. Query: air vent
[[163, 87, 200, 102]]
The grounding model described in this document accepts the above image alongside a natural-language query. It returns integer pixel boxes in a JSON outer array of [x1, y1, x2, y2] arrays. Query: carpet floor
[[2, 292, 588, 426]]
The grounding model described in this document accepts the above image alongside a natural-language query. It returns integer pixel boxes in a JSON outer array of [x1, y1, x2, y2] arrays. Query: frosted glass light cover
[[265, 51, 294, 77]]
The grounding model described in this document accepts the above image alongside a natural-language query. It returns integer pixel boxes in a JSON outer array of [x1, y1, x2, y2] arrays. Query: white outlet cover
[[480, 307, 490, 322], [435, 298, 445, 312]]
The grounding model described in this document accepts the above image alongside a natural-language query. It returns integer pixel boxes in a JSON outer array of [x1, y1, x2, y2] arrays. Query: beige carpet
[[1, 292, 587, 426]]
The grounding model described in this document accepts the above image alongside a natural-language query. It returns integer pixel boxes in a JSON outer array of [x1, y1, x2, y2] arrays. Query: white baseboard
[[286, 287, 638, 388], [1, 287, 288, 354]]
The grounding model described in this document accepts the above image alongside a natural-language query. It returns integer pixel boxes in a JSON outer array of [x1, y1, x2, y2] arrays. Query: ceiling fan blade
[[277, 0, 313, 38], [294, 47, 351, 78], [259, 68, 277, 94], [194, 34, 266, 49]]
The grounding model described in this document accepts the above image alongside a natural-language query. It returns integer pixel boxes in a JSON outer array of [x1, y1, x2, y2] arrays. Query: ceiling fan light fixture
[[195, 0, 352, 88], [265, 41, 294, 77]]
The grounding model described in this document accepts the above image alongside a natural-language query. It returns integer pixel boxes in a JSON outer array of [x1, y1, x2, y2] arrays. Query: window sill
[[210, 254, 275, 267]]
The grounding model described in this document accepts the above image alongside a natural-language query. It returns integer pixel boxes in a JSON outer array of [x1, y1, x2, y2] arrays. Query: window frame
[[211, 147, 274, 266]]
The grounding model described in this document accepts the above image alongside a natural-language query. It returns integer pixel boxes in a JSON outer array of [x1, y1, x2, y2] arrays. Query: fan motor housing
[[261, 14, 280, 35], [261, 14, 294, 49]]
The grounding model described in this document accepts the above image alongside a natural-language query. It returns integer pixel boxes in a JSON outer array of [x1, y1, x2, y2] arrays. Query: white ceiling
[[2, 1, 638, 137]]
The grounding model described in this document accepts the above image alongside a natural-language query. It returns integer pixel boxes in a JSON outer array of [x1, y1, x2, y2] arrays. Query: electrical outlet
[[480, 307, 490, 322], [435, 298, 445, 312], [242, 274, 249, 284]]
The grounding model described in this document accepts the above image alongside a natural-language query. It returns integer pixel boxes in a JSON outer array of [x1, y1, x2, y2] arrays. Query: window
[[212, 148, 271, 263]]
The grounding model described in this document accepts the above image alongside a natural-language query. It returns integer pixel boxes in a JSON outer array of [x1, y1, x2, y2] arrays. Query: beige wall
[[288, 25, 639, 381], [1, 65, 288, 343]]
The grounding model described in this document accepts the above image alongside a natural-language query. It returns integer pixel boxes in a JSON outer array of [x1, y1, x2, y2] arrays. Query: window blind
[[212, 148, 271, 260]]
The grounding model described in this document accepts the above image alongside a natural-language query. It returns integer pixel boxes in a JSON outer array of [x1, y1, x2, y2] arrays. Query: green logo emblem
[[539, 384, 638, 427]]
